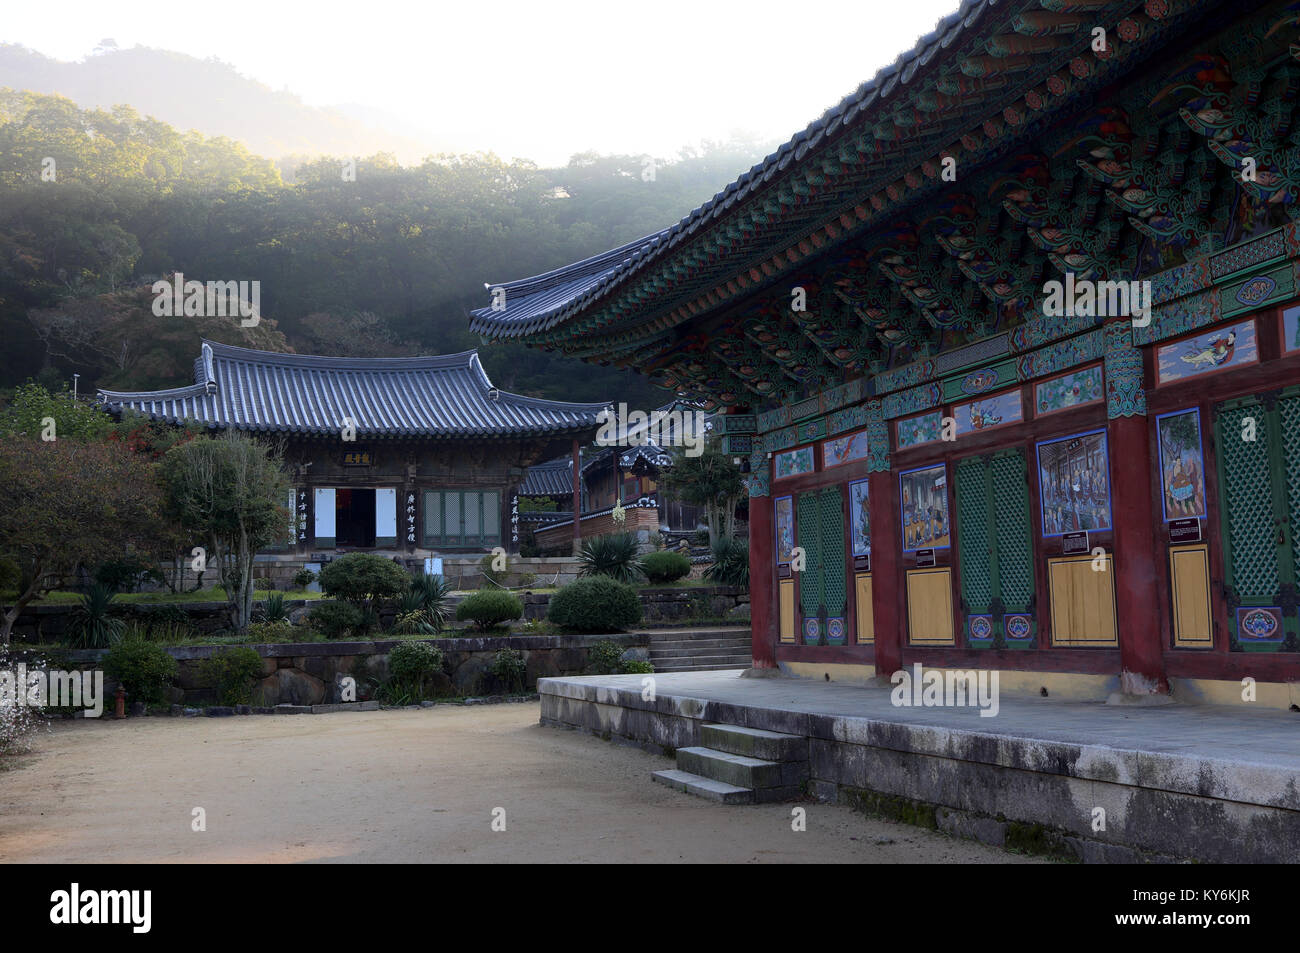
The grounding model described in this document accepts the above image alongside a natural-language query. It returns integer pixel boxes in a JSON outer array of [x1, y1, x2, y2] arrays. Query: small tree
[[0, 437, 162, 648], [656, 435, 746, 545], [157, 433, 290, 632]]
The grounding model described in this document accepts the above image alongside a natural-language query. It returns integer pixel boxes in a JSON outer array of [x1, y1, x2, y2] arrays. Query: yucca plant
[[68, 583, 126, 648], [261, 590, 288, 622], [578, 533, 645, 584], [408, 573, 452, 631], [704, 536, 749, 590], [393, 609, 437, 635]]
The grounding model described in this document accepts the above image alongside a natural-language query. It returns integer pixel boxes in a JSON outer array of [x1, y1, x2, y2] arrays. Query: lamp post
[[72, 373, 80, 401]]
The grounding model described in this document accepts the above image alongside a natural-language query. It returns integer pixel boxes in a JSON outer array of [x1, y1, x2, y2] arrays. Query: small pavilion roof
[[97, 340, 610, 438]]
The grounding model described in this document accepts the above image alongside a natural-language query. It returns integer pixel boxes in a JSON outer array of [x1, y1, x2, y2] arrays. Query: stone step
[[651, 656, 751, 669], [701, 723, 807, 762], [676, 746, 808, 792], [652, 768, 753, 804], [645, 628, 749, 642], [649, 642, 751, 657], [653, 662, 753, 673]]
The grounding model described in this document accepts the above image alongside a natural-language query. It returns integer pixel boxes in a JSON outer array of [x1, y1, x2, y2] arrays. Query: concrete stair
[[647, 629, 751, 673], [652, 723, 807, 804]]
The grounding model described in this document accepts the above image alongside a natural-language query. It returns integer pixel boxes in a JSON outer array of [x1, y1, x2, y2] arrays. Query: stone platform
[[538, 669, 1300, 863]]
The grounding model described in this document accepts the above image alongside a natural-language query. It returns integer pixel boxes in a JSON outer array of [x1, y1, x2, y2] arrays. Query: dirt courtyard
[[0, 704, 1041, 863]]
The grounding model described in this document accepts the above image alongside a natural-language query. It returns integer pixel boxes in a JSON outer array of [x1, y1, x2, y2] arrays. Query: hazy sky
[[7, 0, 962, 166]]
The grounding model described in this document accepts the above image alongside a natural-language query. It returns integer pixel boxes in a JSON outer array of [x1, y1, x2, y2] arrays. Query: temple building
[[98, 340, 608, 559], [472, 0, 1300, 705]]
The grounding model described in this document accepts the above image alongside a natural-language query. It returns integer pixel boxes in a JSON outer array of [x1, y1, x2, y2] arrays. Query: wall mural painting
[[899, 464, 949, 552], [775, 495, 795, 564], [773, 445, 815, 480], [1156, 319, 1258, 384], [823, 428, 870, 468], [1036, 366, 1103, 415], [1156, 409, 1208, 522], [896, 411, 943, 449], [1036, 430, 1112, 537], [1283, 305, 1300, 353], [953, 388, 1022, 437], [849, 479, 871, 557]]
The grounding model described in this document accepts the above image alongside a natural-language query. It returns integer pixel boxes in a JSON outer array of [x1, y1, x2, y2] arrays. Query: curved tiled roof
[[470, 0, 992, 339], [98, 340, 611, 438], [518, 456, 585, 497]]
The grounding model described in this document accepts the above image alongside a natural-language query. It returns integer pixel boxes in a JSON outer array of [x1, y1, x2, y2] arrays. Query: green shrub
[[455, 590, 523, 631], [69, 583, 126, 648], [253, 576, 275, 591], [585, 639, 625, 675], [292, 567, 316, 590], [318, 553, 409, 611], [548, 576, 642, 632], [384, 641, 444, 701], [393, 609, 436, 635], [200, 646, 264, 705], [641, 550, 691, 584], [104, 638, 178, 705], [94, 555, 161, 593], [578, 533, 644, 583], [244, 619, 296, 643], [705, 536, 749, 590], [308, 601, 366, 640], [489, 648, 527, 693], [620, 660, 655, 675]]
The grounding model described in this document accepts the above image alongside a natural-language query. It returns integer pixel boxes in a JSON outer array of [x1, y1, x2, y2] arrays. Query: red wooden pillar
[[571, 438, 582, 556], [748, 488, 776, 668], [865, 400, 903, 678], [1105, 321, 1169, 695], [869, 467, 903, 678]]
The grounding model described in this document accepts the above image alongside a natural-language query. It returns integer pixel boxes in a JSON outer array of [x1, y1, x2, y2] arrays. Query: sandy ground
[[0, 705, 1043, 864]]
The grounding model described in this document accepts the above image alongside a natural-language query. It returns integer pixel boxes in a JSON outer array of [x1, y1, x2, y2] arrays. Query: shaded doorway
[[336, 488, 376, 547]]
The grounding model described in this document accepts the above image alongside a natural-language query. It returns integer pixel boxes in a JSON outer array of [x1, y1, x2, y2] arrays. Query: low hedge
[[455, 590, 523, 630], [547, 576, 642, 632], [641, 550, 691, 584]]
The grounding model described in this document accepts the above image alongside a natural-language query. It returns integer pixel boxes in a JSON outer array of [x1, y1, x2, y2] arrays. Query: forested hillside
[[0, 89, 771, 405]]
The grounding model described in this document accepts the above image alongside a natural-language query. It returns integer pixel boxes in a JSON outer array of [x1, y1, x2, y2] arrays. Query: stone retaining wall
[[55, 633, 645, 707]]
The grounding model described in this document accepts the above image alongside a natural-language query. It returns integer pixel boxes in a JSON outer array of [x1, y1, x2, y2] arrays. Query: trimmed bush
[[585, 639, 624, 674], [200, 646, 264, 705], [455, 590, 523, 631], [103, 638, 177, 705], [489, 648, 526, 693], [547, 576, 642, 632], [621, 660, 655, 675], [385, 641, 444, 701], [641, 550, 691, 584], [578, 533, 644, 583], [292, 567, 317, 590], [244, 619, 297, 643], [307, 601, 366, 640], [318, 553, 409, 611]]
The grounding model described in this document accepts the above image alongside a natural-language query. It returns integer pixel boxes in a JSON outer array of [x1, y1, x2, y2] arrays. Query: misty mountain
[[0, 43, 453, 163]]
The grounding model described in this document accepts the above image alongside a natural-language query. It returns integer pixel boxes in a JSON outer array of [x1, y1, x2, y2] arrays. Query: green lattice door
[[1215, 390, 1300, 652], [954, 449, 1036, 648], [794, 487, 847, 645]]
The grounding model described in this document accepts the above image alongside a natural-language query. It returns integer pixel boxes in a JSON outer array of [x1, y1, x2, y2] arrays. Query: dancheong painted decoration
[[471, 0, 1300, 703]]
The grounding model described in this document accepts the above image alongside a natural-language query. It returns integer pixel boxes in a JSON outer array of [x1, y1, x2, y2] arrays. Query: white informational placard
[[424, 556, 444, 578]]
